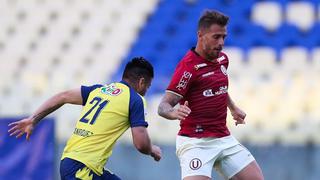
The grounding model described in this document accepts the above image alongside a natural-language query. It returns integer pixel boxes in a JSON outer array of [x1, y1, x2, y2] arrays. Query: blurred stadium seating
[[1, 0, 320, 179], [113, 0, 320, 145], [0, 0, 158, 141]]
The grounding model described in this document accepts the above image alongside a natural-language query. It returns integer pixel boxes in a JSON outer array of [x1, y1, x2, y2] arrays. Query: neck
[[195, 45, 214, 62]]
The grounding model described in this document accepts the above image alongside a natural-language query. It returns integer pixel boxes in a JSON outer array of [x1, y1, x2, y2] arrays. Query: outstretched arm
[[227, 93, 246, 126], [8, 88, 82, 140], [131, 126, 162, 161], [158, 91, 191, 120]]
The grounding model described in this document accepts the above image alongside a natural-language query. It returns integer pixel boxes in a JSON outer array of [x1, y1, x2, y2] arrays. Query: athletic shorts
[[60, 158, 121, 180], [176, 135, 255, 179]]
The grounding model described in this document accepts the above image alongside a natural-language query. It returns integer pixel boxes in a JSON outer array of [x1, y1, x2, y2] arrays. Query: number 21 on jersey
[[79, 97, 109, 125]]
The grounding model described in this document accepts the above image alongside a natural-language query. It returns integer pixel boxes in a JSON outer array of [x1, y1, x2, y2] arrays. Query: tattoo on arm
[[158, 92, 182, 119], [31, 103, 63, 125]]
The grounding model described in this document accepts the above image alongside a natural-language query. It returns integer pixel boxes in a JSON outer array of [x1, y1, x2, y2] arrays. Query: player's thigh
[[215, 144, 256, 179], [183, 175, 211, 180], [230, 160, 264, 180]]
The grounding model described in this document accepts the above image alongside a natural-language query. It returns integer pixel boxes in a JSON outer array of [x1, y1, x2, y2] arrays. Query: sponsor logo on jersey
[[73, 128, 93, 137], [203, 86, 228, 97], [195, 125, 204, 133], [202, 71, 214, 77], [217, 55, 225, 63], [194, 63, 207, 70], [101, 84, 122, 96], [176, 71, 192, 91], [220, 65, 227, 75], [189, 158, 202, 170]]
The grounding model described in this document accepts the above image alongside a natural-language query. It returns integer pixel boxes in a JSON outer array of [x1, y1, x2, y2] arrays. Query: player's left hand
[[230, 107, 246, 126], [151, 145, 162, 161], [8, 118, 35, 141]]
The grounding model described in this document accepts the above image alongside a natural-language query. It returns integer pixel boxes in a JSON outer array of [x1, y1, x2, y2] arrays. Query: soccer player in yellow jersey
[[8, 57, 162, 180]]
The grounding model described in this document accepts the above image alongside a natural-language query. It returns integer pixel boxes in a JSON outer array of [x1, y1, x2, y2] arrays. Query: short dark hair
[[198, 10, 229, 31], [122, 57, 154, 82]]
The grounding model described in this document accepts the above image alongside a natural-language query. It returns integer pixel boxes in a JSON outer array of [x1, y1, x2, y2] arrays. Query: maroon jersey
[[167, 49, 230, 138]]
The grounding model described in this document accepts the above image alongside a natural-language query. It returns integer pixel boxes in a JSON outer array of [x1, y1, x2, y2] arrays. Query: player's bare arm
[[158, 91, 191, 120], [227, 93, 246, 126], [131, 126, 162, 161], [8, 88, 83, 140]]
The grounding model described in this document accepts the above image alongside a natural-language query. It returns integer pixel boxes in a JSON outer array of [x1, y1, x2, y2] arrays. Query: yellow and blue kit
[[60, 81, 148, 179]]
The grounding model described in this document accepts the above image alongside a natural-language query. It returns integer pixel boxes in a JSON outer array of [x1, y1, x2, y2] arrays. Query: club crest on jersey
[[220, 65, 227, 76], [101, 84, 122, 96]]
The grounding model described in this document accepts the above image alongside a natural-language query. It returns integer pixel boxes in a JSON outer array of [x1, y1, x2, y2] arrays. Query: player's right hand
[[8, 118, 34, 141], [176, 101, 191, 120], [151, 145, 162, 162]]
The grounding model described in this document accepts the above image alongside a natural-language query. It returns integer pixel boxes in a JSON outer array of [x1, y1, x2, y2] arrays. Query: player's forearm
[[135, 137, 152, 155], [137, 140, 152, 155], [132, 127, 153, 155], [30, 92, 67, 125], [158, 102, 176, 120]]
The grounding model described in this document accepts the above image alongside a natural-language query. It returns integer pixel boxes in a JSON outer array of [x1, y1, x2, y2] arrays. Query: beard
[[205, 48, 220, 60]]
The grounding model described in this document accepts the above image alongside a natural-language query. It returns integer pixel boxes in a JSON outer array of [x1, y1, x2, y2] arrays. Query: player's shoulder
[[116, 81, 143, 100], [181, 50, 197, 63], [217, 51, 229, 63], [176, 50, 199, 70], [219, 51, 229, 59], [81, 84, 103, 94], [128, 88, 146, 108]]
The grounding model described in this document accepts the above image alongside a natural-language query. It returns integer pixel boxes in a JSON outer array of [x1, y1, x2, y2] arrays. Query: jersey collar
[[190, 47, 219, 65], [120, 80, 131, 88]]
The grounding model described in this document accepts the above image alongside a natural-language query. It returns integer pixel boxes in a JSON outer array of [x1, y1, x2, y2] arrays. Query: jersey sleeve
[[128, 93, 148, 128], [81, 84, 103, 105], [167, 61, 194, 97]]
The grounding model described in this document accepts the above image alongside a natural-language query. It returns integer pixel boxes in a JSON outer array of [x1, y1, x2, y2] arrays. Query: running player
[[9, 57, 162, 180], [158, 10, 264, 180]]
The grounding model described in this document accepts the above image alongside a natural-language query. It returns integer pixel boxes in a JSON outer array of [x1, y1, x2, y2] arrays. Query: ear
[[197, 30, 202, 38], [138, 77, 145, 88], [197, 29, 205, 38]]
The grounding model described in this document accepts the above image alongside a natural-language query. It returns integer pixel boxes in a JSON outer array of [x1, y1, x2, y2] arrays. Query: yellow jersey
[[61, 81, 148, 175]]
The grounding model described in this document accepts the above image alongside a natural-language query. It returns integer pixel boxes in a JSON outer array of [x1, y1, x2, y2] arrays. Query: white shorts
[[176, 135, 255, 179]]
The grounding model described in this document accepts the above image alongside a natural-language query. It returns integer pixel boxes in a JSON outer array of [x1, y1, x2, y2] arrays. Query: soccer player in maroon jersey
[[158, 10, 264, 180]]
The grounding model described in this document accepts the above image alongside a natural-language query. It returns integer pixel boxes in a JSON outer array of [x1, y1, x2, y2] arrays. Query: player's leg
[[183, 175, 211, 180], [215, 143, 263, 180], [230, 160, 263, 180]]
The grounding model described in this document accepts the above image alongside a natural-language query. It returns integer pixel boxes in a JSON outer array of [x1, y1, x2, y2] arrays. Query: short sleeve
[[81, 84, 103, 105], [129, 91, 148, 127], [167, 62, 194, 97]]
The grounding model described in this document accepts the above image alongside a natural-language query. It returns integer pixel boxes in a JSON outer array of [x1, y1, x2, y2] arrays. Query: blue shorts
[[60, 158, 121, 180]]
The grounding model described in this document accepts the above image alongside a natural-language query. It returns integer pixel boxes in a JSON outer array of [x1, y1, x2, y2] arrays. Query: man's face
[[198, 24, 227, 60]]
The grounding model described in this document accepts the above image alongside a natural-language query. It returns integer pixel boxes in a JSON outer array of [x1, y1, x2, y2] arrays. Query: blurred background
[[0, 0, 320, 179]]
